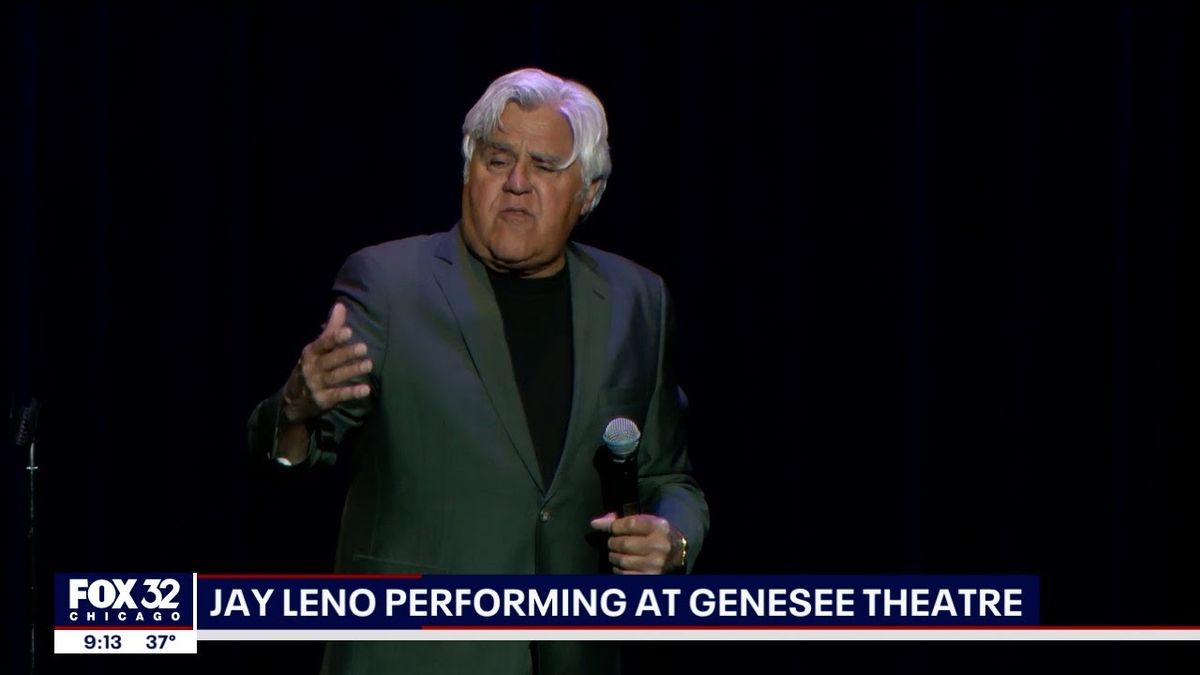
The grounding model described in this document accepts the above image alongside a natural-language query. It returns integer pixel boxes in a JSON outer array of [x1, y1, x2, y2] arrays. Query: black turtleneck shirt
[[486, 262, 574, 488]]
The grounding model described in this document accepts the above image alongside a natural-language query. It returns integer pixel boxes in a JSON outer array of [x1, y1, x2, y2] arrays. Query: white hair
[[461, 68, 611, 214]]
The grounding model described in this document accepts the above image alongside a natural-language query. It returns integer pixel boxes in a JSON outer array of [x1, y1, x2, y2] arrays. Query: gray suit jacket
[[248, 225, 709, 674]]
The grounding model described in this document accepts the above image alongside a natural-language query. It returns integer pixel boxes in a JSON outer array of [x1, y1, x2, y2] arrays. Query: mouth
[[498, 207, 534, 220]]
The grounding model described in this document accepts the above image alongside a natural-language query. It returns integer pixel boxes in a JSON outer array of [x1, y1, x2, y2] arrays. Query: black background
[[3, 2, 1196, 673]]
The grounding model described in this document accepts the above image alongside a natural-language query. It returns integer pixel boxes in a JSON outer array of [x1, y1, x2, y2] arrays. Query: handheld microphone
[[602, 417, 641, 517]]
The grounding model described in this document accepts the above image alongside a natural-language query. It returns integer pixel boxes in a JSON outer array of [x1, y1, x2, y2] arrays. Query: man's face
[[461, 102, 598, 278]]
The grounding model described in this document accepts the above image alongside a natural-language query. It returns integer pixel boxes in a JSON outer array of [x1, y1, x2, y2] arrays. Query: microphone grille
[[602, 417, 641, 458]]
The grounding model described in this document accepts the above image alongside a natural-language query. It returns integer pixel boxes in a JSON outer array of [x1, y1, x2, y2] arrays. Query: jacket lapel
[[431, 226, 544, 492], [430, 227, 611, 499], [547, 243, 610, 502]]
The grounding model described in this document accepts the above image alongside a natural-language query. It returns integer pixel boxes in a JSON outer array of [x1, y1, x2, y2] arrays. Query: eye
[[488, 157, 511, 168]]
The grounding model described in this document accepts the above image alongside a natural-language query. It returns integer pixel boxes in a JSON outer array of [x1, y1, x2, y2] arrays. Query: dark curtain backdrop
[[3, 2, 1195, 674]]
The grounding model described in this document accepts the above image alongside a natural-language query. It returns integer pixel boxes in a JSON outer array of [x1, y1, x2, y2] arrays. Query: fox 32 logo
[[65, 577, 186, 624]]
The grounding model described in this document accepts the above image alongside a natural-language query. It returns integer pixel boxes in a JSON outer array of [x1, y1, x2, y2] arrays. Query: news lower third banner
[[54, 573, 1053, 653]]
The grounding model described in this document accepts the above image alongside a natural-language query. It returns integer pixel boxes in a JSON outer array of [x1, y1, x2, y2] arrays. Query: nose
[[502, 161, 532, 195]]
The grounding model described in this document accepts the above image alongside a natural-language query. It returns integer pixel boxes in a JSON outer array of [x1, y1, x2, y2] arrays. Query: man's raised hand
[[280, 302, 373, 426]]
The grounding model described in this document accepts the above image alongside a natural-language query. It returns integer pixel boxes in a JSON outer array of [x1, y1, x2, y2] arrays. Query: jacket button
[[539, 509, 551, 522]]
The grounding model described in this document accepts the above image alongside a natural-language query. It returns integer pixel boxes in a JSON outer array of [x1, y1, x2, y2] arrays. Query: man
[[247, 68, 708, 675]]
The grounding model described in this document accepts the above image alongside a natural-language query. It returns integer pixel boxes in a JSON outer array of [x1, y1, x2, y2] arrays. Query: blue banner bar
[[194, 575, 1038, 628]]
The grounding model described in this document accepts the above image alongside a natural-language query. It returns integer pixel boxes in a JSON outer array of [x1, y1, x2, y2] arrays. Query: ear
[[580, 179, 602, 216]]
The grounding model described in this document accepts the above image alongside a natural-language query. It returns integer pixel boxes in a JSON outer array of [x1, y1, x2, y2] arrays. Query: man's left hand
[[589, 513, 686, 574]]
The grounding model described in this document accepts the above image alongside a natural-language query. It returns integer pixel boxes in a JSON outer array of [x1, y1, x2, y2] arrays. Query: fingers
[[593, 514, 673, 574], [589, 512, 617, 533], [328, 383, 372, 405], [310, 304, 373, 388], [309, 382, 371, 410], [282, 304, 371, 424], [322, 303, 347, 338], [315, 324, 353, 354], [310, 335, 371, 393], [608, 551, 667, 574], [608, 533, 670, 558], [315, 340, 370, 374], [320, 358, 373, 388], [307, 340, 372, 401], [314, 303, 353, 353], [610, 514, 666, 537], [608, 537, 669, 574]]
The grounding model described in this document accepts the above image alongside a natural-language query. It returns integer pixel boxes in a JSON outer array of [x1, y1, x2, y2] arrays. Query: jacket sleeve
[[246, 247, 389, 468], [636, 278, 709, 572]]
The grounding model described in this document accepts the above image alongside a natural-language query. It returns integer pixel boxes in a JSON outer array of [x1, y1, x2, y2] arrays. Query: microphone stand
[[12, 399, 41, 675], [27, 437, 38, 675]]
